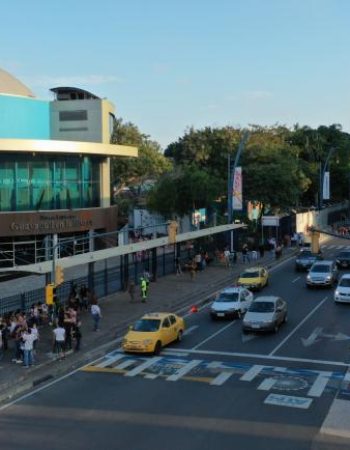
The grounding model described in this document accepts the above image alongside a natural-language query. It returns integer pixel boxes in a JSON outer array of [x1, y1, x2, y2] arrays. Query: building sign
[[262, 216, 280, 227], [0, 207, 118, 237], [232, 167, 242, 210]]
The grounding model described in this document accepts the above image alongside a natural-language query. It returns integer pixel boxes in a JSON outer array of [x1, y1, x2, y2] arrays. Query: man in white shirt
[[22, 328, 35, 368], [53, 323, 66, 360]]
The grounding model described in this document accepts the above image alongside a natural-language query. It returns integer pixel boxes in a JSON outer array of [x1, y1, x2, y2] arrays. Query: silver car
[[306, 260, 338, 288], [210, 287, 253, 319], [242, 296, 288, 334], [334, 273, 350, 303]]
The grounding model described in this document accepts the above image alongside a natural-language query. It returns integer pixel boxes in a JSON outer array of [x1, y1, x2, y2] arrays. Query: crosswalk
[[321, 244, 350, 251], [82, 349, 346, 400]]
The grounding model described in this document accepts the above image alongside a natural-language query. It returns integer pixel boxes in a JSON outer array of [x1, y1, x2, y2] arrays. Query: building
[[0, 68, 137, 268]]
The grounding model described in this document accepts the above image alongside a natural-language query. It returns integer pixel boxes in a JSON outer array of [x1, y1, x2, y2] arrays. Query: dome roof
[[0, 68, 35, 97]]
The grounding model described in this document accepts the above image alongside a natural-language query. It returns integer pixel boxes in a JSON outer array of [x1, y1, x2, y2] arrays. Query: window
[[162, 318, 171, 328], [59, 110, 88, 121], [169, 315, 176, 325]]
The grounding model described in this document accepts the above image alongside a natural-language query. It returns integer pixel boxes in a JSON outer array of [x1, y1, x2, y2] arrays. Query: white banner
[[323, 171, 330, 200], [232, 166, 243, 210]]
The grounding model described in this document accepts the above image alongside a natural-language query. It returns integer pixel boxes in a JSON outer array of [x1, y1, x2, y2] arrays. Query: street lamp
[[319, 147, 336, 210]]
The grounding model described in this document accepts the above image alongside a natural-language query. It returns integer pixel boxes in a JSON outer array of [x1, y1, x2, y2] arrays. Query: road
[[1, 238, 350, 450]]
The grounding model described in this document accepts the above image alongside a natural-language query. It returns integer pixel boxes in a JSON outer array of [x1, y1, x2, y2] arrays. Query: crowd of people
[[0, 284, 102, 366]]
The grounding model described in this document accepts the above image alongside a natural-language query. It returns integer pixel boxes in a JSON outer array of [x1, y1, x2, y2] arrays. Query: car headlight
[[325, 275, 331, 280], [336, 259, 340, 263], [307, 274, 311, 280], [143, 339, 153, 345], [335, 290, 339, 296]]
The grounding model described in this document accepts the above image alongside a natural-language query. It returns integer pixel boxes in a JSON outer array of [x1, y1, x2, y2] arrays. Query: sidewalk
[[0, 247, 297, 404]]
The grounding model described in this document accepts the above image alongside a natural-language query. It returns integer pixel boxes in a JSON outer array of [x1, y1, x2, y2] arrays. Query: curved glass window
[[0, 153, 101, 211]]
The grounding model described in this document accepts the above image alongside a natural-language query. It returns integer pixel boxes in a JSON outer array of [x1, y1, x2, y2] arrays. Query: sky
[[1, 0, 350, 149]]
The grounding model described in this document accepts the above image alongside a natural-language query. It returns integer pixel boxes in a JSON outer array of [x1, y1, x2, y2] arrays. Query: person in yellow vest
[[140, 277, 148, 303]]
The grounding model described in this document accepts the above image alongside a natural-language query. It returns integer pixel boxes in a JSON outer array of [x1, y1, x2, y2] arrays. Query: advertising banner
[[232, 166, 243, 210], [323, 171, 330, 200]]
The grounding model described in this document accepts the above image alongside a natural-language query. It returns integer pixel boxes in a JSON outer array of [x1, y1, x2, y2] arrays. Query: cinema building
[[0, 68, 137, 268]]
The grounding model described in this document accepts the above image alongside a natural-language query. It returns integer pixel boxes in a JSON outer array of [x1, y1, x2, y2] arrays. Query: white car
[[210, 287, 253, 319], [334, 273, 350, 303]]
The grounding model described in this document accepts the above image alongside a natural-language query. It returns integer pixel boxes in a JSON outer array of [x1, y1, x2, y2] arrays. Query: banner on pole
[[232, 166, 243, 210], [323, 171, 330, 200]]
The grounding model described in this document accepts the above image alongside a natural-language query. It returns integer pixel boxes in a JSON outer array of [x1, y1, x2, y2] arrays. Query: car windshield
[[249, 301, 275, 313], [297, 251, 313, 258], [132, 319, 161, 332], [338, 252, 350, 258], [339, 278, 350, 287], [311, 265, 330, 273], [241, 271, 260, 278], [216, 293, 239, 302]]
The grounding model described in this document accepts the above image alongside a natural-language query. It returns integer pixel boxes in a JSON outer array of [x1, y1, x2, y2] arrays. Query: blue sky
[[2, 0, 350, 148]]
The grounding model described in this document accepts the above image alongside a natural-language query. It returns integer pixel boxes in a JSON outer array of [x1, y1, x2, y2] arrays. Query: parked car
[[237, 266, 269, 291], [210, 287, 253, 320], [295, 250, 323, 271], [306, 260, 338, 288], [335, 250, 350, 269], [122, 312, 185, 354], [334, 273, 350, 303], [242, 296, 288, 334]]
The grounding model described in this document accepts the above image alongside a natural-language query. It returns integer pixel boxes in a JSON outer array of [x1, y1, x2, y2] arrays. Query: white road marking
[[292, 276, 301, 283], [114, 359, 136, 370], [183, 325, 199, 336], [308, 372, 332, 397], [258, 377, 276, 391], [265, 394, 312, 409], [240, 364, 266, 381], [301, 327, 323, 347], [168, 348, 350, 367], [241, 333, 257, 343], [96, 354, 125, 368], [144, 373, 158, 380], [166, 359, 202, 381], [162, 350, 189, 357], [192, 320, 236, 350], [269, 296, 329, 356], [125, 357, 162, 377], [210, 371, 233, 386]]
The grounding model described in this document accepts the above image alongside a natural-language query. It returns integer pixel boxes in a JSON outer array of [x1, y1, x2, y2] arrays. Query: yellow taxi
[[237, 266, 269, 291], [122, 312, 185, 355]]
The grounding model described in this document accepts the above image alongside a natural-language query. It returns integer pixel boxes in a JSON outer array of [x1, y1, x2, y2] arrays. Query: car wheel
[[273, 323, 279, 333], [153, 341, 162, 355], [266, 278, 269, 286], [177, 330, 183, 342]]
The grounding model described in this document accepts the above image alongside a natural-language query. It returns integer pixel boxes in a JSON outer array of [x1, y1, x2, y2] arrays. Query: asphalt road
[[1, 238, 350, 450]]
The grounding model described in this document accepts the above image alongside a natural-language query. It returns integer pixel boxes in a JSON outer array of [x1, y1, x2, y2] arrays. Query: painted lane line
[[168, 348, 350, 368], [192, 321, 236, 350], [265, 394, 312, 409], [210, 371, 233, 386], [166, 359, 202, 381], [96, 354, 125, 368], [144, 374, 158, 380], [183, 325, 199, 336], [162, 350, 190, 357], [125, 357, 162, 377], [269, 295, 329, 356], [258, 377, 276, 391], [292, 276, 301, 283], [308, 372, 332, 397], [240, 364, 266, 381]]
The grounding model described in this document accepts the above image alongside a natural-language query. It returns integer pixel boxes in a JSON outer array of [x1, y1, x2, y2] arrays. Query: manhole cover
[[272, 376, 308, 391]]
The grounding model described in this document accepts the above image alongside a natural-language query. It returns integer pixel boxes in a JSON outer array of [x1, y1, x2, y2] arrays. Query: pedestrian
[[128, 280, 136, 302], [223, 248, 230, 268], [0, 324, 3, 361], [53, 321, 66, 360], [242, 244, 250, 263], [73, 322, 82, 351], [175, 256, 182, 275], [79, 284, 89, 311], [258, 243, 265, 259], [22, 327, 35, 368], [189, 259, 196, 281], [91, 299, 102, 331], [140, 277, 148, 302]]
